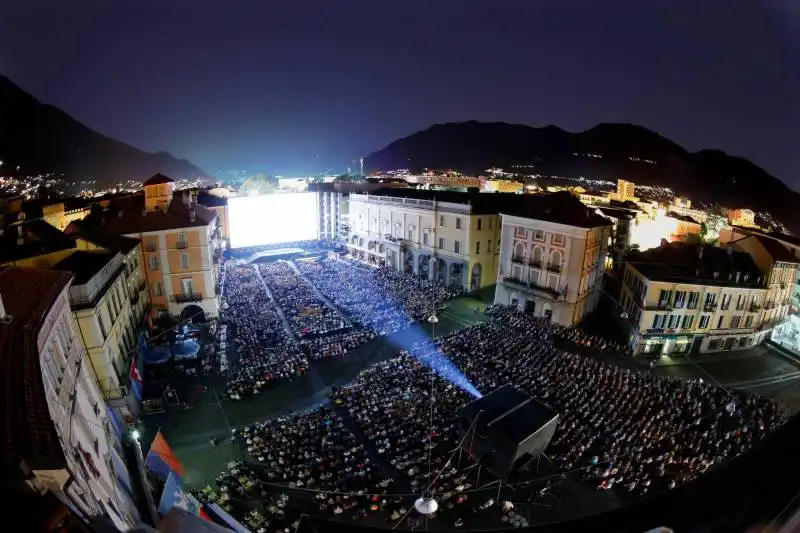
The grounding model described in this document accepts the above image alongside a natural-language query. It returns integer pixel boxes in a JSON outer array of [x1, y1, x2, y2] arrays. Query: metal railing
[[502, 277, 561, 300], [704, 302, 718, 312], [173, 292, 204, 303]]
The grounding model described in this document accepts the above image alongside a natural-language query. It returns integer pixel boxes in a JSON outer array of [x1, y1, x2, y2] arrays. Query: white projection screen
[[228, 192, 318, 248]]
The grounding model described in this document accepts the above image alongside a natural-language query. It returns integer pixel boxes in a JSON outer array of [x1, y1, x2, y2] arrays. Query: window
[[439, 215, 446, 227], [454, 241, 461, 254], [177, 231, 187, 246], [731, 315, 741, 328], [687, 291, 699, 309], [668, 315, 679, 329], [154, 281, 163, 296], [736, 294, 745, 310], [533, 230, 545, 242], [180, 253, 189, 269], [149, 255, 159, 270], [551, 233, 565, 246], [455, 218, 462, 230], [408, 229, 413, 240], [716, 315, 724, 329], [681, 315, 694, 329], [423, 233, 429, 246], [438, 237, 444, 249], [673, 291, 686, 309], [477, 218, 482, 231], [181, 278, 194, 295], [658, 289, 672, 307], [699, 315, 710, 329], [704, 292, 716, 306], [475, 241, 481, 254], [652, 314, 666, 329], [721, 294, 731, 310], [744, 315, 753, 328]]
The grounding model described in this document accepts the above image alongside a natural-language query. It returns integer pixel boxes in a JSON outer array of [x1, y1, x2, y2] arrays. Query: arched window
[[513, 242, 525, 259], [532, 246, 543, 266], [549, 250, 562, 272]]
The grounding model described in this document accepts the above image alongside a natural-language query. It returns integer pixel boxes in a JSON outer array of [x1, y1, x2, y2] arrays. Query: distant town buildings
[[728, 208, 759, 229]]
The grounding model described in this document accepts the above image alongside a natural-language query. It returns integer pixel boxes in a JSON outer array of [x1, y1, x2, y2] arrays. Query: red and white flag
[[130, 357, 143, 383]]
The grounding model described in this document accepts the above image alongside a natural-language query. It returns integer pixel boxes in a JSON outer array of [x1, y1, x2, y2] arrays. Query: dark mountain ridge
[[365, 121, 797, 231], [0, 75, 210, 184]]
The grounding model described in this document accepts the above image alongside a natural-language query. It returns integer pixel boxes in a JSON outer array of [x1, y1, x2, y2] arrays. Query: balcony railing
[[173, 292, 204, 303], [546, 263, 562, 274], [176, 241, 188, 249], [750, 303, 762, 313], [645, 302, 672, 311], [502, 277, 561, 300], [529, 259, 542, 269]]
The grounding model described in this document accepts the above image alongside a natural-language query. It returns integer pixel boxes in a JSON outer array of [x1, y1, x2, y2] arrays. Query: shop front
[[633, 329, 694, 357], [770, 313, 800, 355]]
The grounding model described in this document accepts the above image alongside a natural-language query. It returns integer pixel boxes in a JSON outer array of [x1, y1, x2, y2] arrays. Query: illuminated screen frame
[[228, 192, 319, 248]]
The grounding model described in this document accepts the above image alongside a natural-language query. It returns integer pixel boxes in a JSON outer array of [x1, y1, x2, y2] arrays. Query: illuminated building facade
[[0, 267, 139, 529], [728, 208, 758, 229], [620, 242, 782, 356], [494, 192, 612, 326], [347, 189, 501, 290], [77, 174, 223, 321]]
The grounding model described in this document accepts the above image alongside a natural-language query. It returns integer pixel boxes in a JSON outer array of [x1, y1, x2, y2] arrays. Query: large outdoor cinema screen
[[228, 192, 318, 249]]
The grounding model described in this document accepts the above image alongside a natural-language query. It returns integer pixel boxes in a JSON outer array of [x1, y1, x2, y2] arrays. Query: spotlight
[[131, 430, 140, 441], [427, 315, 439, 324], [414, 492, 438, 516]]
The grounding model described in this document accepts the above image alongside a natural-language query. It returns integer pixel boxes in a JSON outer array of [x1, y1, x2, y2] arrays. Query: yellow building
[[728, 208, 759, 229], [620, 242, 780, 357], [76, 174, 223, 321], [42, 200, 91, 231], [347, 189, 501, 291]]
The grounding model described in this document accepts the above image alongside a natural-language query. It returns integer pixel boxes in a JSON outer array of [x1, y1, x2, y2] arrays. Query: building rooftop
[[631, 242, 763, 287], [0, 267, 73, 471], [53, 251, 117, 285], [748, 234, 800, 263], [363, 188, 611, 228], [0, 219, 76, 263], [143, 173, 175, 186], [595, 206, 637, 220], [64, 221, 141, 254], [80, 196, 216, 235]]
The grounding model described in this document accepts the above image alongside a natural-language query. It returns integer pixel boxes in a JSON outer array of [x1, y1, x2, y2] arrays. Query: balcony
[[173, 292, 204, 303], [750, 303, 762, 313], [546, 263, 562, 274], [176, 241, 189, 249], [764, 301, 776, 311], [529, 259, 542, 269], [511, 255, 525, 264], [502, 277, 561, 301], [645, 302, 672, 311], [704, 302, 718, 312]]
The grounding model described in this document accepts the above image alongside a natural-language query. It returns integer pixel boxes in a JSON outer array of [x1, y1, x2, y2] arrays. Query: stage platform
[[246, 247, 306, 263]]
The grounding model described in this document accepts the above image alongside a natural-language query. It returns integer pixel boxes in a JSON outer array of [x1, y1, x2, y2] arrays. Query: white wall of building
[[38, 286, 139, 528], [494, 215, 610, 326]]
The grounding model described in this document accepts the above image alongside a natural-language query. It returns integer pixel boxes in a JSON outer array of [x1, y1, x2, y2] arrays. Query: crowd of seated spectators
[[222, 264, 308, 400], [202, 306, 784, 530]]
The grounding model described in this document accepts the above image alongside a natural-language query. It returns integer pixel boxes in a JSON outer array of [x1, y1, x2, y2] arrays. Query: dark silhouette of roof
[[749, 234, 800, 263], [631, 242, 763, 286], [0, 219, 76, 263], [0, 267, 73, 472], [143, 173, 175, 186], [80, 196, 216, 235], [64, 221, 141, 254], [53, 251, 117, 285], [197, 191, 228, 208]]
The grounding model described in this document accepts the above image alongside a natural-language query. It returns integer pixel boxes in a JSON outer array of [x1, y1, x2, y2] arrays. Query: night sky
[[1, 1, 798, 183]]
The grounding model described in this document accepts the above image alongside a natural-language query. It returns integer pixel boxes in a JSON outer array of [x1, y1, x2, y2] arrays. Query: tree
[[239, 173, 279, 196]]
